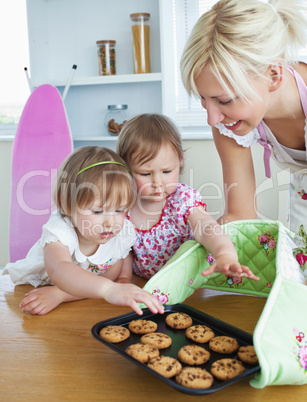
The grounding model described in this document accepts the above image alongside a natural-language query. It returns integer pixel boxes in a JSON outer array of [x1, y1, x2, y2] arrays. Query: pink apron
[[257, 67, 307, 268]]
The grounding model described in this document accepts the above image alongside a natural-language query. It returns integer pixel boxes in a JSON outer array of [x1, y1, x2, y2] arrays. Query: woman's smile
[[224, 120, 242, 130]]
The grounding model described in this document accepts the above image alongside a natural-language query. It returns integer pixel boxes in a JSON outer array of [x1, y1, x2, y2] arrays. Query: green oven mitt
[[141, 220, 304, 304], [251, 275, 307, 387], [140, 219, 307, 387]]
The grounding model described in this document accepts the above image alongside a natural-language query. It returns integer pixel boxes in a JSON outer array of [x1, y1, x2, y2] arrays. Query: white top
[[2, 210, 136, 287], [215, 122, 260, 148], [216, 120, 307, 174], [280, 144, 306, 162]]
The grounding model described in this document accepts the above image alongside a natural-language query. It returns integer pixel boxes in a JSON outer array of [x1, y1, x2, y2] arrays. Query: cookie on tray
[[147, 356, 182, 378], [176, 367, 214, 389], [209, 336, 239, 354], [210, 358, 245, 381], [128, 319, 158, 334], [186, 325, 215, 343], [165, 312, 193, 329], [99, 325, 130, 343], [178, 344, 210, 365], [125, 343, 159, 363], [140, 332, 172, 349], [237, 345, 259, 365]]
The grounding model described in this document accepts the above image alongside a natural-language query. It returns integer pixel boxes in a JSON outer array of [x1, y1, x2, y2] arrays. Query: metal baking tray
[[91, 304, 260, 395]]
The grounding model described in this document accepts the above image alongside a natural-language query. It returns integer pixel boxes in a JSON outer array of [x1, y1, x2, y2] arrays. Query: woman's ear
[[268, 64, 283, 92]]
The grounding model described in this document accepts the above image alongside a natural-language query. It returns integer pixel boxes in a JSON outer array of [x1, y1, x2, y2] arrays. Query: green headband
[[77, 161, 130, 175]]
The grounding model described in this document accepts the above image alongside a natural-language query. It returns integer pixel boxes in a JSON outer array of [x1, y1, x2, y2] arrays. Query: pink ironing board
[[9, 84, 73, 262]]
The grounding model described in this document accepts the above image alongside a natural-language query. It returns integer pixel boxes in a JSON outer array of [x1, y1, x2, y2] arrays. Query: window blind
[[172, 0, 218, 130]]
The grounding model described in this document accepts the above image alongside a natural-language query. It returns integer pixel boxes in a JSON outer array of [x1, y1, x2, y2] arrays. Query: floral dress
[[2, 210, 136, 287], [128, 183, 206, 279]]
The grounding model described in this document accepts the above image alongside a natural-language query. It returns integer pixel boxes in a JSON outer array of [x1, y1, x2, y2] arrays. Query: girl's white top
[[2, 210, 136, 287]]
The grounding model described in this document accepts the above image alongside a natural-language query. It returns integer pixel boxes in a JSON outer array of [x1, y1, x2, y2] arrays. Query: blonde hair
[[181, 0, 307, 101], [53, 146, 136, 216], [117, 114, 184, 170]]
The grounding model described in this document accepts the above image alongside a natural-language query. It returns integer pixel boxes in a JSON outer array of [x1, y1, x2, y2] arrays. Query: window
[[172, 0, 214, 132], [161, 0, 213, 138], [160, 0, 228, 138], [0, 0, 30, 136]]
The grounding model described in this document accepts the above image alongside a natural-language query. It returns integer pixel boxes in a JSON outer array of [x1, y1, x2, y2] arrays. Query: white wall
[[0, 141, 13, 265], [0, 138, 289, 266], [180, 140, 290, 224]]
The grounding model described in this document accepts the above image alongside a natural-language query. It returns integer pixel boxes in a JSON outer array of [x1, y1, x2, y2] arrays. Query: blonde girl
[[3, 146, 164, 315], [180, 0, 307, 276], [117, 113, 259, 281]]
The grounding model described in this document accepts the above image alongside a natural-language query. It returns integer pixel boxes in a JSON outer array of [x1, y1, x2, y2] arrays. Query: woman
[[180, 0, 307, 273]]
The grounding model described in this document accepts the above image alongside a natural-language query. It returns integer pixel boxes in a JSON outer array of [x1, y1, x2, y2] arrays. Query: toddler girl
[[117, 113, 259, 281], [3, 146, 164, 315]]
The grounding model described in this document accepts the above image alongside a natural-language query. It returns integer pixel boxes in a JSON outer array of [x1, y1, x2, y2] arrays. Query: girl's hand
[[19, 286, 83, 315], [103, 282, 165, 315], [201, 255, 259, 281]]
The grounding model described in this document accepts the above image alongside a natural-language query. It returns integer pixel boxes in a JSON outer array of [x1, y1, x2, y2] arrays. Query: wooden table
[[1, 274, 306, 402]]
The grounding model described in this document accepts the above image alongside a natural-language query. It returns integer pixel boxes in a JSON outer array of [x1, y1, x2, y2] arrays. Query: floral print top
[[128, 183, 206, 279]]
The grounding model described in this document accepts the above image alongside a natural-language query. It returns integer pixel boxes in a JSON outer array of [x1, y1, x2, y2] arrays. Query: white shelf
[[27, 0, 163, 144], [32, 73, 162, 88], [74, 136, 118, 141]]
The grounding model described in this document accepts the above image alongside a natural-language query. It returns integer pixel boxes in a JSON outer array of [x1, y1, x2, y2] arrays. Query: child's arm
[[187, 206, 259, 280], [19, 286, 85, 315], [116, 251, 134, 284], [44, 241, 164, 315]]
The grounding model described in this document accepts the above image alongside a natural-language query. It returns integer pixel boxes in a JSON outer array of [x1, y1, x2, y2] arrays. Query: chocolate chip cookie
[[99, 325, 130, 343], [211, 358, 245, 381], [165, 312, 193, 329], [128, 319, 158, 334], [147, 356, 182, 378], [178, 344, 210, 365]]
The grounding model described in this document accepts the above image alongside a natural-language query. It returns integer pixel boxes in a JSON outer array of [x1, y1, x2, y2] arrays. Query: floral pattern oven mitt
[[141, 219, 307, 387]]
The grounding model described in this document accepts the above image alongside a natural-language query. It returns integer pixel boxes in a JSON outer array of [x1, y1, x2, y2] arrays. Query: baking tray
[[91, 304, 260, 395]]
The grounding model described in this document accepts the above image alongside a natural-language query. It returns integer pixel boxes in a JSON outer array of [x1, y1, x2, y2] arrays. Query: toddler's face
[[70, 196, 129, 250], [130, 143, 182, 204]]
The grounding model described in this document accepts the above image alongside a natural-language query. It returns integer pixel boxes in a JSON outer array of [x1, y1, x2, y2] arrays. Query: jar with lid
[[96, 40, 116, 75], [130, 13, 151, 74], [104, 105, 129, 135]]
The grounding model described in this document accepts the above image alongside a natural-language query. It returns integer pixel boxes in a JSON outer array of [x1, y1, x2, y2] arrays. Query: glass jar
[[104, 104, 129, 136], [130, 13, 151, 74], [96, 40, 116, 75]]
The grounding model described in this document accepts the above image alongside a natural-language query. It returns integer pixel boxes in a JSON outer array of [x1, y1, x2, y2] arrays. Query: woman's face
[[195, 65, 272, 136]]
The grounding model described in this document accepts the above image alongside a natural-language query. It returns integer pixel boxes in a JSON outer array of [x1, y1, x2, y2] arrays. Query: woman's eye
[[219, 99, 233, 105], [163, 170, 171, 174]]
